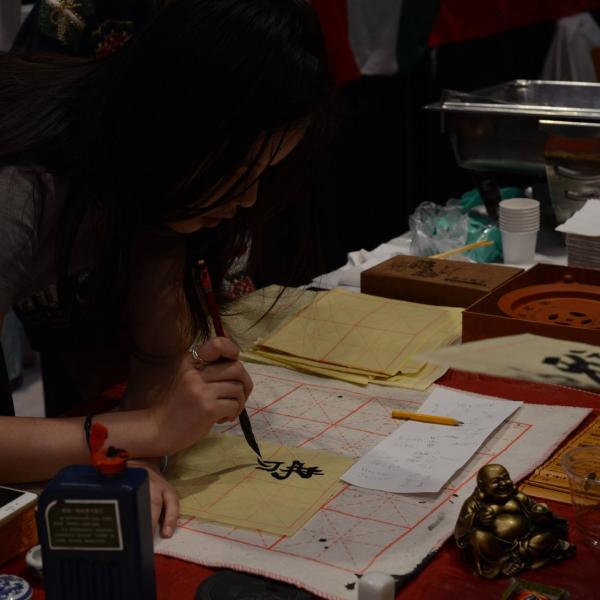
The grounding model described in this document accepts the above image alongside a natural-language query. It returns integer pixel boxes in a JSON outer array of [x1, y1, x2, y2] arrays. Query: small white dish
[[24, 545, 42, 579]]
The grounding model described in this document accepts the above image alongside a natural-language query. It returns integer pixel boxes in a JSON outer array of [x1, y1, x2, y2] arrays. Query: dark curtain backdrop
[[256, 19, 557, 287]]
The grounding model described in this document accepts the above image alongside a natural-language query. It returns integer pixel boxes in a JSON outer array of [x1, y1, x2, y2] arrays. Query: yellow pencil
[[430, 240, 494, 259], [391, 410, 463, 426]]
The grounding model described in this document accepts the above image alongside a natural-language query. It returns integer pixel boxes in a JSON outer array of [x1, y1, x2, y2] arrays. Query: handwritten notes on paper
[[341, 388, 522, 493], [168, 434, 354, 536]]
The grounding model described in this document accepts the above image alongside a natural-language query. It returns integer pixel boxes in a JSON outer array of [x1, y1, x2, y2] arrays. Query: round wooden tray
[[497, 274, 600, 329]]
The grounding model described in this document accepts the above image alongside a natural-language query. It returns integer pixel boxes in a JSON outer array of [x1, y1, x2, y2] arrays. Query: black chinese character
[[256, 459, 324, 480], [256, 459, 285, 474], [543, 350, 600, 386]]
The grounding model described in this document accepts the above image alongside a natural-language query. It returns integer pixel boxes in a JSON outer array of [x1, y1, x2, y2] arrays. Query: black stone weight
[[196, 570, 313, 600]]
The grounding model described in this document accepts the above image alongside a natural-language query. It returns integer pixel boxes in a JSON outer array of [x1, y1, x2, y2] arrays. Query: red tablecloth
[[429, 0, 600, 47], [4, 370, 600, 598]]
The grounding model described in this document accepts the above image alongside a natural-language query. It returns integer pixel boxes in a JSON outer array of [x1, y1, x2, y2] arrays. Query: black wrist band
[[84, 413, 97, 451]]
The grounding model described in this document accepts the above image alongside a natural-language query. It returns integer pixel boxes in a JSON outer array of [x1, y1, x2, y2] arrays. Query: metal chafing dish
[[426, 80, 600, 223]]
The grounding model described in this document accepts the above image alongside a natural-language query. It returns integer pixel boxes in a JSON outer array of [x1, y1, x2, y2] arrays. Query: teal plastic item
[[464, 213, 502, 263], [460, 189, 484, 213], [460, 187, 525, 212], [500, 187, 526, 200], [409, 186, 525, 263], [459, 187, 524, 262]]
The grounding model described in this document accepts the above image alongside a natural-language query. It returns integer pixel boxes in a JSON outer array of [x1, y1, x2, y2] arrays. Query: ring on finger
[[190, 343, 207, 370]]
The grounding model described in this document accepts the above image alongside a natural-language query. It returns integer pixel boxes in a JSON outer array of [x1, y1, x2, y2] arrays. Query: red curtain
[[430, 0, 600, 46], [309, 0, 360, 85]]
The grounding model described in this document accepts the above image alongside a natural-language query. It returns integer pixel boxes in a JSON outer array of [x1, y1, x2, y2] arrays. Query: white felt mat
[[156, 363, 590, 600]]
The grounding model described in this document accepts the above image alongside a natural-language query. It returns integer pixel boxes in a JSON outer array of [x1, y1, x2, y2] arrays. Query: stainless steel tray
[[426, 80, 600, 174]]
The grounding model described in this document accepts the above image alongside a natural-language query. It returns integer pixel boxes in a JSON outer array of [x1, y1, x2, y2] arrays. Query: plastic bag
[[461, 187, 524, 263], [409, 188, 512, 263], [465, 212, 502, 263], [409, 201, 469, 257]]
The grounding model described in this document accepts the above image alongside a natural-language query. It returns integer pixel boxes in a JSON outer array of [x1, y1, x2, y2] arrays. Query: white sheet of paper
[[341, 388, 522, 493], [555, 199, 600, 236], [420, 333, 600, 390]]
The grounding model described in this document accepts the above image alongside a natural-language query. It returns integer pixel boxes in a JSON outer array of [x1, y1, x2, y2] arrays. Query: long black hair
[[0, 0, 333, 350]]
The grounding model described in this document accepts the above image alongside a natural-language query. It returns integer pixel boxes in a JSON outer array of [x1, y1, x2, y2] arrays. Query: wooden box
[[360, 256, 522, 308], [0, 506, 38, 566], [463, 263, 600, 345]]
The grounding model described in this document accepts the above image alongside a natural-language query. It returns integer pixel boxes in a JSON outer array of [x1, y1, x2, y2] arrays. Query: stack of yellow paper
[[243, 288, 462, 390]]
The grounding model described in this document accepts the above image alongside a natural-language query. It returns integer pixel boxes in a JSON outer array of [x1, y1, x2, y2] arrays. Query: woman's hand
[[150, 337, 253, 455], [129, 458, 180, 539]]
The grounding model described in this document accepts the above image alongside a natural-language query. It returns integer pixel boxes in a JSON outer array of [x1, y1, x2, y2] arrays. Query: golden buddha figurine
[[454, 464, 575, 578]]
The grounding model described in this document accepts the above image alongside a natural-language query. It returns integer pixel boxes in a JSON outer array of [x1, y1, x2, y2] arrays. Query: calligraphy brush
[[196, 259, 262, 459]]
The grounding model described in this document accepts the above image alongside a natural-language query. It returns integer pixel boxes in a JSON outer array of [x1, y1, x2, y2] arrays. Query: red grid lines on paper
[[183, 369, 535, 574], [260, 291, 454, 374]]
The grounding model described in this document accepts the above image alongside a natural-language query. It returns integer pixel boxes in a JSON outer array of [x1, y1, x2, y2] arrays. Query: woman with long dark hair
[[0, 0, 331, 537]]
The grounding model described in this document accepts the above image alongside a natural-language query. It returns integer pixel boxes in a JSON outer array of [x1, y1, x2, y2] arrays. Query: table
[[311, 226, 568, 293], [3, 368, 599, 599]]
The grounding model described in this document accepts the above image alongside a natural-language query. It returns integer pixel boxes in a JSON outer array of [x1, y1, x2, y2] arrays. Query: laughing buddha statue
[[454, 464, 575, 578]]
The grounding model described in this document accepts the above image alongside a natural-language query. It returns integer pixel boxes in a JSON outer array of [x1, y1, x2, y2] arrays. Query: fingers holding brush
[[148, 361, 246, 454], [195, 259, 263, 458], [209, 381, 247, 421], [189, 336, 253, 401], [202, 360, 253, 400]]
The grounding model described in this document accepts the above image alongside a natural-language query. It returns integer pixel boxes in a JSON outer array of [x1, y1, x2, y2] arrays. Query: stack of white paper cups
[[498, 198, 540, 264]]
